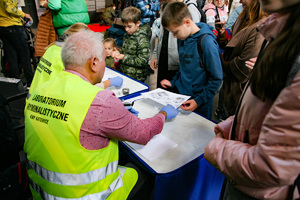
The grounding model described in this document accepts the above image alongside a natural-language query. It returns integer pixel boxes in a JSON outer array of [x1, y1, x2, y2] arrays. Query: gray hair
[[61, 31, 104, 69]]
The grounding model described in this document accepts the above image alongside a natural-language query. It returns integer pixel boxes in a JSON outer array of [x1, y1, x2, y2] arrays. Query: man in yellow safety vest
[[24, 30, 179, 199]]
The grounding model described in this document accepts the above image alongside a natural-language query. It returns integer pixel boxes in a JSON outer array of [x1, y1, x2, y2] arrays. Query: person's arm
[[88, 90, 166, 144], [214, 116, 234, 139], [122, 35, 150, 68], [149, 0, 160, 12], [204, 8, 216, 29], [96, 76, 123, 89], [152, 20, 163, 61], [226, 28, 264, 83], [193, 36, 223, 107], [169, 70, 180, 87], [135, 0, 156, 17], [205, 72, 300, 187], [3, 0, 25, 17]]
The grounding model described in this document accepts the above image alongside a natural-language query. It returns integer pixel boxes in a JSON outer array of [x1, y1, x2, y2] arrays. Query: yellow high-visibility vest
[[24, 71, 138, 199], [29, 45, 64, 95]]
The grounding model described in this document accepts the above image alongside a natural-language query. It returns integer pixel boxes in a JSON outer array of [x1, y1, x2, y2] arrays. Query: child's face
[[104, 42, 115, 57], [167, 20, 191, 40], [124, 21, 140, 35], [214, 0, 224, 8]]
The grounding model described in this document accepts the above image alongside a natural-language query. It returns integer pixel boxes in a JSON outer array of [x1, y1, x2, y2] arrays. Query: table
[[120, 97, 225, 200], [99, 67, 149, 100]]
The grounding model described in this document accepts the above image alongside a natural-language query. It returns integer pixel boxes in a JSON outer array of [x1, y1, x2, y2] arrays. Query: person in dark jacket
[[160, 2, 222, 119]]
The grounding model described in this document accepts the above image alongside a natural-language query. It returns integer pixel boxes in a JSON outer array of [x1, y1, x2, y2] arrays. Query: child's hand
[[180, 99, 198, 111], [112, 51, 124, 60], [110, 64, 116, 70], [151, 58, 158, 70], [111, 50, 120, 58], [160, 79, 172, 88]]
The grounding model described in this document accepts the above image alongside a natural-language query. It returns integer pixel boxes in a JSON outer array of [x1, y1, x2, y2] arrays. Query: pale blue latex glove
[[109, 76, 123, 87], [160, 105, 179, 119], [125, 106, 139, 116]]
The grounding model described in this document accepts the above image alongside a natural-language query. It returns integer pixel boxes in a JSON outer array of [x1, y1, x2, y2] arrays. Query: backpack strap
[[187, 2, 207, 23], [199, 8, 207, 23], [197, 33, 208, 68]]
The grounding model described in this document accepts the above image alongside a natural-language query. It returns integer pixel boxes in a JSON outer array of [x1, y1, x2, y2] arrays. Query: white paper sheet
[[125, 134, 178, 161], [141, 88, 190, 109]]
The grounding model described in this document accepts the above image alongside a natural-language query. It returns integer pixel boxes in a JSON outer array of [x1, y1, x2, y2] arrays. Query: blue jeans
[[0, 25, 33, 85]]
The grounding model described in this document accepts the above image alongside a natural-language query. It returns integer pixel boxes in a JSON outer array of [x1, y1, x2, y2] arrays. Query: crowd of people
[[1, 0, 300, 199]]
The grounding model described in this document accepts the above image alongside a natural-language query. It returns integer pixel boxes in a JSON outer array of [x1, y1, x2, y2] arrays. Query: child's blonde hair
[[103, 38, 117, 47], [161, 2, 192, 28], [64, 23, 90, 37], [121, 7, 141, 24]]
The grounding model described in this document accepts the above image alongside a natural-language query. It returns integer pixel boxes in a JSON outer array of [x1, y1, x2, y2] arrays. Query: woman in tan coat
[[217, 0, 267, 118]]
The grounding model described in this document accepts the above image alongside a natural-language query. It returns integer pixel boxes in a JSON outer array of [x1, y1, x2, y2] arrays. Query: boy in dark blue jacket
[[160, 2, 222, 119]]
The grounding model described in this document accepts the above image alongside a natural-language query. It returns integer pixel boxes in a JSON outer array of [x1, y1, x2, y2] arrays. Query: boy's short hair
[[161, 2, 192, 28], [121, 7, 141, 24], [103, 38, 117, 47]]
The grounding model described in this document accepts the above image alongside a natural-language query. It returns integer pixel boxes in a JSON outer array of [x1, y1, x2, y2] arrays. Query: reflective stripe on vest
[[27, 160, 119, 186], [29, 167, 127, 200]]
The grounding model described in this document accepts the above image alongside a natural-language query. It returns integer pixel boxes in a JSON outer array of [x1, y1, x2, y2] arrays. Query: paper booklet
[[141, 88, 190, 109]]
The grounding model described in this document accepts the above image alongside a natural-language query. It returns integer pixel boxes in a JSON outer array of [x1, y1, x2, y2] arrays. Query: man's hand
[[159, 105, 179, 119], [151, 58, 158, 70], [160, 79, 172, 88], [180, 99, 198, 112], [125, 106, 139, 116], [109, 76, 123, 87]]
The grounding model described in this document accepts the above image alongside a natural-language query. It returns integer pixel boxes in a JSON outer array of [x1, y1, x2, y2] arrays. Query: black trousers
[[0, 25, 33, 85]]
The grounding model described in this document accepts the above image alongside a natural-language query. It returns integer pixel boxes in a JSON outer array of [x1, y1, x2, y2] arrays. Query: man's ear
[[89, 56, 98, 72]]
